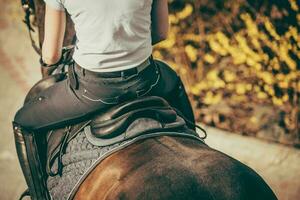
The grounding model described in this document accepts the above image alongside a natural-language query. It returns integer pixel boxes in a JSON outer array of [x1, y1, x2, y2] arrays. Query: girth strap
[[46, 120, 91, 176]]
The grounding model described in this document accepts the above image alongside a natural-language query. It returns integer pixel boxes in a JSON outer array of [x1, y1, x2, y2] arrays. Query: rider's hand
[[40, 57, 62, 78], [41, 65, 54, 78]]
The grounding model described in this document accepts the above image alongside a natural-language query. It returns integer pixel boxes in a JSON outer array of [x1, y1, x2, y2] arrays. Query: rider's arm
[[42, 4, 66, 65], [151, 0, 169, 45]]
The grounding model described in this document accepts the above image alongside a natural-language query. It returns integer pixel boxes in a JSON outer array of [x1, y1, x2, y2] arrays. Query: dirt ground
[[0, 1, 299, 200]]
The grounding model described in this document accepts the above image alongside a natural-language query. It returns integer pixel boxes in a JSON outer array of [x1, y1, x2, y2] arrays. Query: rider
[[14, 0, 195, 130]]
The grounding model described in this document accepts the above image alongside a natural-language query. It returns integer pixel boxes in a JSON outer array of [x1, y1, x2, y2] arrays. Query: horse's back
[[75, 136, 277, 200]]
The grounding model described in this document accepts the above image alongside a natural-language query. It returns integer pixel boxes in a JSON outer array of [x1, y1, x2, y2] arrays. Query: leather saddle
[[14, 73, 188, 200]]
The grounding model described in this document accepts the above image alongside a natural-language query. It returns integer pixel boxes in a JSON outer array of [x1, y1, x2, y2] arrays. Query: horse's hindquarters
[[74, 136, 277, 200]]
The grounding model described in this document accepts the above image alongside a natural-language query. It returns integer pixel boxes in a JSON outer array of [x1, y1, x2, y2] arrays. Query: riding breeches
[[14, 59, 195, 130]]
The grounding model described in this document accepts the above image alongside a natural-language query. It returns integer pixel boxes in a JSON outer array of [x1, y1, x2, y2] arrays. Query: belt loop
[[68, 63, 79, 90]]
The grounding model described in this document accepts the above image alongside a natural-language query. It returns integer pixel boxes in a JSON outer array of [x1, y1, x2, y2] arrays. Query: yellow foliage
[[185, 45, 198, 62], [257, 91, 268, 99], [182, 34, 202, 42], [235, 83, 248, 95], [223, 70, 236, 82], [282, 94, 289, 102], [231, 94, 247, 102], [203, 92, 222, 105], [152, 50, 163, 60], [207, 69, 219, 81], [240, 13, 259, 36], [278, 81, 289, 89], [289, 0, 299, 11], [250, 116, 258, 124], [226, 83, 235, 90], [176, 4, 193, 20], [190, 82, 208, 95], [169, 14, 179, 24], [155, 1, 299, 111], [272, 97, 283, 106], [203, 54, 216, 64], [264, 18, 281, 41], [259, 72, 274, 85], [208, 37, 228, 56]]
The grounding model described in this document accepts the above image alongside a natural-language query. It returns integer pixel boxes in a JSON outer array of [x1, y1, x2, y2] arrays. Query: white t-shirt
[[44, 0, 153, 72]]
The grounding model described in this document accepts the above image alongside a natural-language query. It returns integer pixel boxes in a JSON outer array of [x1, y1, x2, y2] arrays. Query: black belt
[[74, 56, 153, 79]]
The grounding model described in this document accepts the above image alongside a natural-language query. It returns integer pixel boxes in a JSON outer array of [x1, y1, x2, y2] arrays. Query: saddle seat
[[90, 95, 185, 139]]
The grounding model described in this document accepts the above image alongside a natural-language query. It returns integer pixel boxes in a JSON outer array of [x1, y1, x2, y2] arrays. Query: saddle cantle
[[90, 96, 184, 138], [84, 96, 187, 147]]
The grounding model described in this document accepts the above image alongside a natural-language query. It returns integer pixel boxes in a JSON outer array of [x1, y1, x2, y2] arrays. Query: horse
[[13, 58, 277, 200], [16, 1, 277, 199]]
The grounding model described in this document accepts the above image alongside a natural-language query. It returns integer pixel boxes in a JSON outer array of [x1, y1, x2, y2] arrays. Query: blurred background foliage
[[153, 0, 300, 146]]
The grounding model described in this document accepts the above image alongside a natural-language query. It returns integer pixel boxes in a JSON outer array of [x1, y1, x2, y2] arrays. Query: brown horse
[[18, 68, 277, 200], [73, 135, 276, 200]]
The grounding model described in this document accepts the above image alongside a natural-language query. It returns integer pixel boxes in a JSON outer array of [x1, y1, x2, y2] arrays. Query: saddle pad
[[67, 131, 204, 200], [47, 129, 203, 200]]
